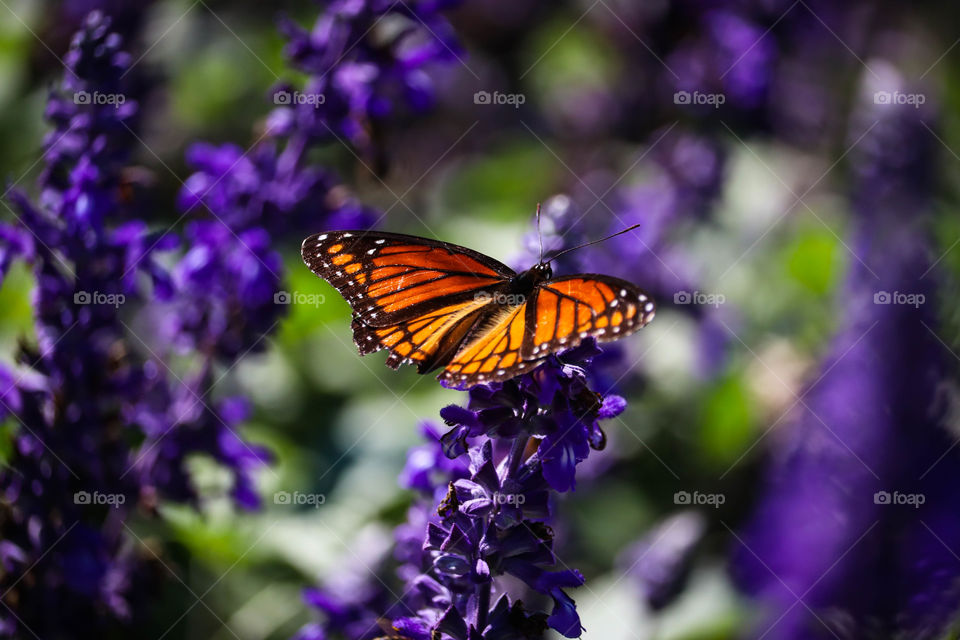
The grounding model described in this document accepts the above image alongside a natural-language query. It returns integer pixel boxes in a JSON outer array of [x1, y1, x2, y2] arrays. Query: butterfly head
[[532, 261, 553, 281], [511, 261, 553, 295]]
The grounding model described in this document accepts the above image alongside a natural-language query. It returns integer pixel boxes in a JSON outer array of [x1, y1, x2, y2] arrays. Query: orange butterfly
[[301, 224, 655, 387]]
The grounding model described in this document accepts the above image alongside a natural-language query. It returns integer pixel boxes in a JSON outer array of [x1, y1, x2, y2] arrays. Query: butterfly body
[[301, 230, 654, 388]]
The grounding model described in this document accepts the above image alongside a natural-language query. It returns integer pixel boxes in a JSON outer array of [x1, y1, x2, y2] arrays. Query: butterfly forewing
[[301, 230, 514, 327], [523, 275, 655, 360], [438, 275, 655, 387]]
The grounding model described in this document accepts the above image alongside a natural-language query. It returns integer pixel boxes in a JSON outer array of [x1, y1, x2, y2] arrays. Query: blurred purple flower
[[171, 0, 467, 364], [0, 11, 272, 635], [526, 129, 730, 387], [733, 72, 960, 639], [669, 10, 775, 111], [163, 220, 283, 360], [621, 511, 706, 612], [272, 0, 462, 155]]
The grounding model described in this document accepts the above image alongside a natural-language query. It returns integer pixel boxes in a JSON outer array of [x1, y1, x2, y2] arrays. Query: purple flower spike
[[301, 333, 627, 638]]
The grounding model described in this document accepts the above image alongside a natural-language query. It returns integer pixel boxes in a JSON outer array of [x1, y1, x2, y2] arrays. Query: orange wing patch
[[353, 297, 492, 371], [302, 232, 513, 328], [526, 277, 655, 359], [441, 305, 534, 385]]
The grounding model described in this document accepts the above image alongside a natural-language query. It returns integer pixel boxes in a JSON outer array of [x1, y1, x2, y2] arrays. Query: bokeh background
[[2, 0, 960, 638]]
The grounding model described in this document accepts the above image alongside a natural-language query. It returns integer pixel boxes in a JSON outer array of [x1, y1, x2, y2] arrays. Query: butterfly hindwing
[[351, 297, 492, 373], [524, 275, 655, 359], [439, 302, 536, 386], [301, 230, 515, 327]]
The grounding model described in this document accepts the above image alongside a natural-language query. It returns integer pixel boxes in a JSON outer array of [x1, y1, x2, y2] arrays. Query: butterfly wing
[[438, 303, 538, 386], [301, 230, 515, 327], [523, 274, 655, 358], [351, 297, 494, 373], [302, 230, 515, 373], [439, 274, 655, 387]]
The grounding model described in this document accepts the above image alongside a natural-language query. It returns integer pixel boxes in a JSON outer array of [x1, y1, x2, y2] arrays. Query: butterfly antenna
[[536, 202, 544, 264], [545, 223, 643, 263]]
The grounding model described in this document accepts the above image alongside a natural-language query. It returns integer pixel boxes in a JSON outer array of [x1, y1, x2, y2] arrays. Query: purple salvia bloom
[[391, 342, 622, 638], [621, 511, 706, 612], [298, 343, 625, 639], [525, 130, 729, 388], [171, 0, 465, 362], [733, 68, 960, 639], [273, 0, 462, 154], [668, 10, 775, 111], [0, 12, 166, 633], [0, 11, 273, 634]]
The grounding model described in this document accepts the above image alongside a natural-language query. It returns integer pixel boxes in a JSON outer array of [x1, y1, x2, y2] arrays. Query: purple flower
[[733, 72, 960, 639], [525, 130, 730, 388], [0, 11, 273, 634], [669, 10, 775, 111], [299, 339, 626, 639], [621, 511, 706, 611], [273, 0, 462, 155], [163, 220, 283, 360]]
